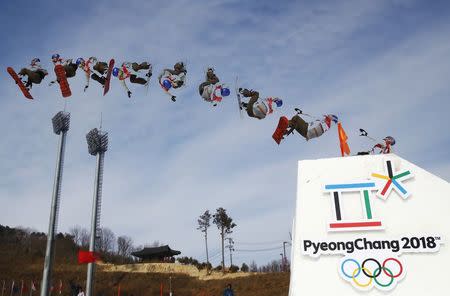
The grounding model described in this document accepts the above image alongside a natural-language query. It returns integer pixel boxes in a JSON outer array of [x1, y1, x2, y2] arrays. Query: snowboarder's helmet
[[76, 58, 85, 66], [274, 98, 283, 107], [51, 54, 60, 61], [31, 58, 40, 64], [221, 87, 230, 97], [112, 67, 120, 77], [163, 79, 172, 90], [384, 136, 396, 146]]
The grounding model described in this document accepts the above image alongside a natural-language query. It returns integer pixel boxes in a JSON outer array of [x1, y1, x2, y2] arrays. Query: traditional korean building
[[131, 245, 181, 262]]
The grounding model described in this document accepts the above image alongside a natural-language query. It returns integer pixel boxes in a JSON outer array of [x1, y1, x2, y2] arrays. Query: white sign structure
[[289, 154, 449, 295]]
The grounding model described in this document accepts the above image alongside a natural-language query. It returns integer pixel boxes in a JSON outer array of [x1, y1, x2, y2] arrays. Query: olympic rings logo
[[340, 257, 403, 289]]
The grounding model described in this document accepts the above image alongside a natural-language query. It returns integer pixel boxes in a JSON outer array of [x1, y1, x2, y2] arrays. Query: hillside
[[0, 225, 289, 295]]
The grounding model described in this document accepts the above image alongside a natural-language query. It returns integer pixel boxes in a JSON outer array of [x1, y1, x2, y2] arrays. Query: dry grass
[[0, 228, 289, 295]]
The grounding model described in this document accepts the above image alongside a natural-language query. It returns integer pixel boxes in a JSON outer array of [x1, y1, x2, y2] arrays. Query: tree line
[[68, 225, 163, 264], [1, 224, 287, 274], [0, 224, 159, 265]]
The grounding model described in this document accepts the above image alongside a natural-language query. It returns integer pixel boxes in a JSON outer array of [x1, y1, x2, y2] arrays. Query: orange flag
[[337, 122, 350, 156]]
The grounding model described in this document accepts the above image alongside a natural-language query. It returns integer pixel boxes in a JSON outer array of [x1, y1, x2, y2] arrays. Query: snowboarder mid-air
[[372, 136, 396, 154], [238, 88, 283, 119], [51, 54, 77, 77], [158, 62, 187, 102], [112, 62, 152, 98], [199, 67, 219, 96], [198, 68, 230, 106], [357, 135, 396, 155], [17, 58, 48, 90], [284, 109, 338, 141], [76, 57, 110, 91], [49, 54, 78, 85], [47, 53, 75, 97], [356, 128, 396, 155]]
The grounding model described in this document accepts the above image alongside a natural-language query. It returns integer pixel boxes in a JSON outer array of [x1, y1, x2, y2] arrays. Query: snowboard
[[7, 67, 33, 100], [103, 59, 115, 96], [235, 76, 243, 118], [272, 116, 289, 145], [54, 64, 72, 98]]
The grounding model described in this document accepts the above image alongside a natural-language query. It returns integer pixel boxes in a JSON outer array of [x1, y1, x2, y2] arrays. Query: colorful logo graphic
[[301, 158, 444, 292], [323, 159, 414, 232], [324, 182, 383, 232], [313, 158, 432, 292], [339, 255, 405, 291], [371, 160, 413, 200]]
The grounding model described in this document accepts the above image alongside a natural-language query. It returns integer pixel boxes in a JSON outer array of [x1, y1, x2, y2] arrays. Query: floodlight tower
[[40, 111, 70, 296], [85, 128, 108, 296]]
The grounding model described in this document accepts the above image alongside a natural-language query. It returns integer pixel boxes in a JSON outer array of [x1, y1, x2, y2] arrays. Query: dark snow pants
[[240, 88, 260, 118], [19, 69, 46, 84]]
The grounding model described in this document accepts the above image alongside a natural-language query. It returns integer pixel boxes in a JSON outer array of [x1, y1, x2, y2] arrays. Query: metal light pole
[[282, 241, 288, 272], [85, 128, 108, 296], [40, 111, 70, 296], [280, 253, 284, 272], [226, 238, 234, 268]]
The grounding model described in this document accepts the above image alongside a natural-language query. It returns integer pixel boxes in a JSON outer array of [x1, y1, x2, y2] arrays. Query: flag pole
[[10, 281, 14, 296], [19, 280, 23, 296]]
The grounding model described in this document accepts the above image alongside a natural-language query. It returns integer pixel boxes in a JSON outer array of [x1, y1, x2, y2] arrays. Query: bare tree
[[250, 261, 258, 272], [80, 228, 90, 248], [69, 225, 90, 248], [197, 210, 211, 268], [213, 207, 236, 271], [117, 235, 133, 261], [69, 225, 82, 246], [97, 227, 116, 253]]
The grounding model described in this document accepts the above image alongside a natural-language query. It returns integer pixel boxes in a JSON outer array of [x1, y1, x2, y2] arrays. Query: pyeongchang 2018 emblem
[[301, 159, 444, 292], [324, 159, 412, 232]]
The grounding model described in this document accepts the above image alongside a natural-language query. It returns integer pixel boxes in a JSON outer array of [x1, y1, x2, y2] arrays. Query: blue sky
[[1, 0, 449, 268]]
